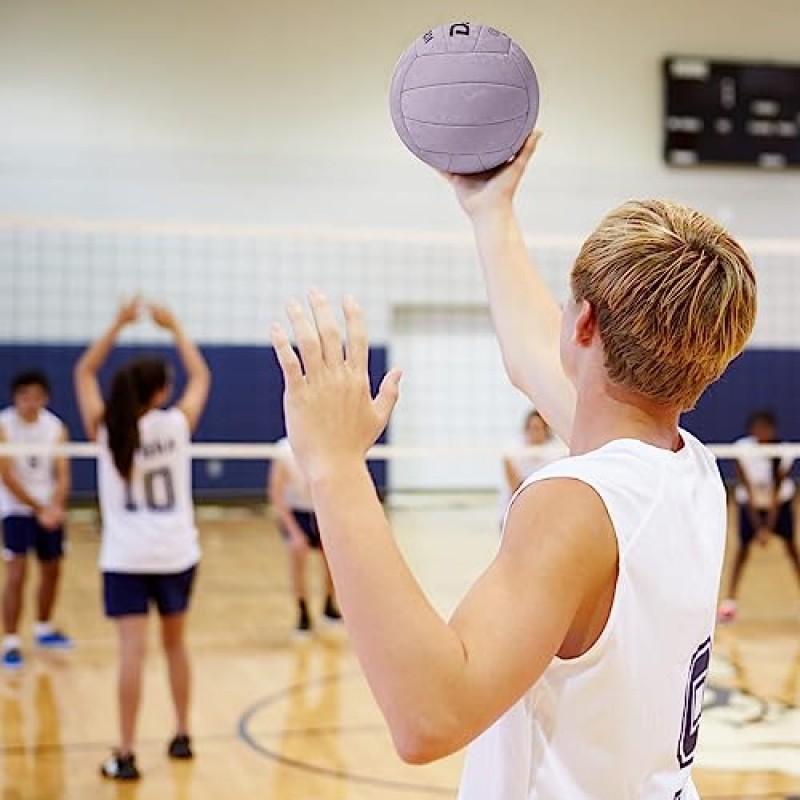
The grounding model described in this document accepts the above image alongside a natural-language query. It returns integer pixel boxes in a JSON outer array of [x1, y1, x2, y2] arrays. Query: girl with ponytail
[[74, 298, 210, 781], [105, 359, 170, 480]]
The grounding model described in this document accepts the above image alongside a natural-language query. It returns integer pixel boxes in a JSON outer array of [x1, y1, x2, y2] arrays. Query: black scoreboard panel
[[663, 56, 800, 168]]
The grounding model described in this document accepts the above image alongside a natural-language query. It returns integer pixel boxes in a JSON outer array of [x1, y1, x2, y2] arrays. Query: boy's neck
[[569, 380, 682, 456]]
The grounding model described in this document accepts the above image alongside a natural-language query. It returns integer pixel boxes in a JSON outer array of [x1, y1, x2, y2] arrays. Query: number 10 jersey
[[98, 407, 200, 573]]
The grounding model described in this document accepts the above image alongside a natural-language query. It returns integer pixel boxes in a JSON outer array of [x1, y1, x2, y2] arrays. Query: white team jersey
[[459, 429, 725, 800], [274, 437, 314, 512], [499, 437, 568, 519], [98, 407, 200, 573], [733, 435, 795, 507], [0, 407, 64, 518]]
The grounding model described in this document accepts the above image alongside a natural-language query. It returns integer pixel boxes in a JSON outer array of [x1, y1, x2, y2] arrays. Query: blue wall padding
[[0, 344, 388, 498], [1, 345, 798, 494], [681, 349, 800, 479]]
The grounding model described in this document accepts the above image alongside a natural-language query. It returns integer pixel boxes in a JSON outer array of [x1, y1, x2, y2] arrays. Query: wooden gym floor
[[1, 495, 799, 800]]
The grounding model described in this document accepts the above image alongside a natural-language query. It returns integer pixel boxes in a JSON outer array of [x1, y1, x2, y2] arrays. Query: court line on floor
[[237, 668, 455, 796]]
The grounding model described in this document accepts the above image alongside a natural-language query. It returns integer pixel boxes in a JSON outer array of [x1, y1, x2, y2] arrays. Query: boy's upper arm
[[514, 350, 576, 446], [445, 477, 617, 741]]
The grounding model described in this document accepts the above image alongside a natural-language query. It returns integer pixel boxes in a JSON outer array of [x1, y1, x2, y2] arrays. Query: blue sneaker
[[2, 648, 23, 670], [35, 630, 73, 650]]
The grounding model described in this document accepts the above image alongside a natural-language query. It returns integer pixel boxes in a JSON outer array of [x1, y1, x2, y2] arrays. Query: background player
[[718, 410, 800, 623], [74, 298, 210, 781], [268, 435, 342, 635], [0, 370, 72, 670], [270, 132, 757, 799], [499, 409, 566, 524]]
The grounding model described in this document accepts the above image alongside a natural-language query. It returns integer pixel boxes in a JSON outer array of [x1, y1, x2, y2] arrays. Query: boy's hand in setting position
[[270, 290, 402, 483]]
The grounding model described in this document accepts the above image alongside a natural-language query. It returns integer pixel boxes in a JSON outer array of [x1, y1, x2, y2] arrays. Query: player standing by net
[[499, 409, 566, 525], [1, 370, 72, 670], [718, 410, 800, 623], [268, 435, 342, 636], [74, 298, 210, 781], [271, 133, 757, 799]]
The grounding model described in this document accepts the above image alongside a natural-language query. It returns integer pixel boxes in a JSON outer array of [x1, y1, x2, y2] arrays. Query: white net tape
[[1, 442, 799, 461]]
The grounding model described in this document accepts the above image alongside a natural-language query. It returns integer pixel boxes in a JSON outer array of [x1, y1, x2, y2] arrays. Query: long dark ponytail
[[104, 358, 169, 479]]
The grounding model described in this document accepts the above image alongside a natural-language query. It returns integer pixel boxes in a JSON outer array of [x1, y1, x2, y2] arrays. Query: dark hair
[[746, 409, 777, 432], [11, 370, 50, 396], [104, 358, 169, 480]]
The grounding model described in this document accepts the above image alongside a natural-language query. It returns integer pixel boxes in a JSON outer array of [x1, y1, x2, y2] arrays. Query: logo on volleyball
[[696, 653, 800, 775]]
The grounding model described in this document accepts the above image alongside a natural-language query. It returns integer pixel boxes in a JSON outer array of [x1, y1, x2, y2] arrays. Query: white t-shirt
[[274, 437, 313, 512], [499, 437, 569, 518], [733, 435, 795, 507], [460, 429, 725, 800], [98, 407, 200, 573], [0, 407, 64, 518]]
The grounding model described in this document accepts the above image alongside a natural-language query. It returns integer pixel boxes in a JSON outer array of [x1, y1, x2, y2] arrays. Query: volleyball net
[[1, 214, 799, 497]]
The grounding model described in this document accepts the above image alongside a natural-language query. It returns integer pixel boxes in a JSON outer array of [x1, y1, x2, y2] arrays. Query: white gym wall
[[2, 0, 798, 234], [2, 0, 798, 489]]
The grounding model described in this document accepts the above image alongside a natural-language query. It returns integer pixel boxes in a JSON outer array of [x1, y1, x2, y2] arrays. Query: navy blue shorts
[[2, 515, 64, 561], [280, 510, 321, 549], [739, 501, 794, 545], [102, 565, 197, 618]]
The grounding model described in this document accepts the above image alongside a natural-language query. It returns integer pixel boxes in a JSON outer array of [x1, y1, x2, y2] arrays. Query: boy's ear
[[573, 299, 597, 346]]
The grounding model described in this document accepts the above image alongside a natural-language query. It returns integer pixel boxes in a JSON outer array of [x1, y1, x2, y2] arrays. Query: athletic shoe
[[2, 648, 23, 670], [35, 630, 74, 650], [100, 751, 140, 781], [292, 598, 312, 634], [322, 598, 342, 623], [167, 734, 193, 760], [293, 610, 312, 639], [717, 599, 738, 624]]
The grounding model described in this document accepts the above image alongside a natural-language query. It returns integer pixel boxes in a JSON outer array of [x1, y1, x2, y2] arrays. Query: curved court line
[[237, 669, 455, 796]]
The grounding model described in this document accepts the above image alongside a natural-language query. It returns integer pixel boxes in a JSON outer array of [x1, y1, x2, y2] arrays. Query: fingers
[[435, 168, 456, 184], [277, 292, 369, 382], [270, 321, 305, 389], [373, 368, 402, 424], [343, 295, 368, 373], [118, 295, 142, 323], [308, 289, 344, 367], [518, 129, 543, 161], [284, 298, 324, 376]]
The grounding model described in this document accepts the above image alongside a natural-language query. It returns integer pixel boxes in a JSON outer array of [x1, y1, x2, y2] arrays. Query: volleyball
[[389, 22, 539, 174]]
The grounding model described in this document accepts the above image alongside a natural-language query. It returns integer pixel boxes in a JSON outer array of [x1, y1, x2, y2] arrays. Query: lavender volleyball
[[389, 23, 539, 174]]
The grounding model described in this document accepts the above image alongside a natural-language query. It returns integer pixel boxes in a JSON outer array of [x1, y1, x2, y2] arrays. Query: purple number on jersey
[[677, 637, 712, 768]]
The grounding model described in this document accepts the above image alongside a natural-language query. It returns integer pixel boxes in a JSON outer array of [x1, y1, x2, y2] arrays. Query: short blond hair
[[571, 200, 757, 410]]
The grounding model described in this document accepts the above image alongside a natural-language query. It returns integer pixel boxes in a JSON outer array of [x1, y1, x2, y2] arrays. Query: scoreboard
[[663, 56, 800, 168]]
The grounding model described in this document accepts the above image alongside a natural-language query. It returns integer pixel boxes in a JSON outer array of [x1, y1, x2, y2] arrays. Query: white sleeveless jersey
[[733, 435, 795, 507], [0, 407, 64, 517], [499, 437, 569, 519], [98, 407, 200, 573], [275, 437, 314, 512], [459, 429, 725, 800]]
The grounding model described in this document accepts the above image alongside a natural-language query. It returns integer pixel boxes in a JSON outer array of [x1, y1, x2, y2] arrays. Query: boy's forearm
[[470, 210, 575, 439], [309, 460, 466, 742]]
